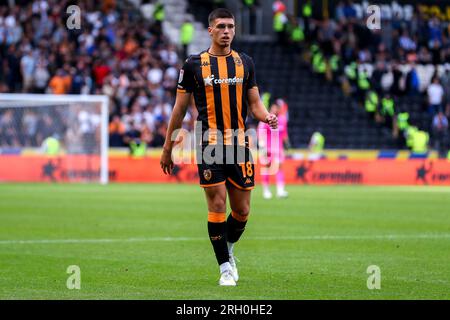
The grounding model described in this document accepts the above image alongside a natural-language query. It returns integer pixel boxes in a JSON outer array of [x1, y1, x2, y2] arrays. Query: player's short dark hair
[[208, 8, 235, 26]]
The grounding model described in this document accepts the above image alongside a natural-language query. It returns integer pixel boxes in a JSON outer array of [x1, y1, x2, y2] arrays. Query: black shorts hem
[[199, 181, 226, 188], [226, 177, 255, 190]]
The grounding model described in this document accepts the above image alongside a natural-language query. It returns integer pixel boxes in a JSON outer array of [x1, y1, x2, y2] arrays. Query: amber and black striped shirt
[[177, 49, 257, 146]]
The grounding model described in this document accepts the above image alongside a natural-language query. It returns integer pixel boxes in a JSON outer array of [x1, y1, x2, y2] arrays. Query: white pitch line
[[0, 234, 449, 245]]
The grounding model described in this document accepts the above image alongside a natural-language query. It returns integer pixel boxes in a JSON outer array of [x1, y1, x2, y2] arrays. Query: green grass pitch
[[0, 183, 449, 299]]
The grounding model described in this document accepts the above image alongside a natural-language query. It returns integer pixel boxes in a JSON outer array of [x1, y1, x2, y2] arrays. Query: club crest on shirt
[[203, 169, 212, 181], [234, 57, 242, 66]]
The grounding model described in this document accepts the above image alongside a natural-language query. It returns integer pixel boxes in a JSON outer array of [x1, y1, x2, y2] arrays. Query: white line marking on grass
[[251, 234, 450, 240], [0, 234, 449, 245], [386, 187, 450, 193]]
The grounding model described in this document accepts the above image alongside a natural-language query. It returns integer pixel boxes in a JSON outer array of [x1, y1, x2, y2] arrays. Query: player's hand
[[265, 113, 278, 129], [160, 148, 174, 175]]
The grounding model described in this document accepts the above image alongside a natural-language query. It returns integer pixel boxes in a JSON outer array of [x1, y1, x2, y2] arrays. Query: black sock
[[226, 213, 247, 244], [208, 222, 229, 265]]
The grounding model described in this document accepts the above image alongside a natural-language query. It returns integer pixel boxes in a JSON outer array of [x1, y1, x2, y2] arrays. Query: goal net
[[0, 94, 109, 184]]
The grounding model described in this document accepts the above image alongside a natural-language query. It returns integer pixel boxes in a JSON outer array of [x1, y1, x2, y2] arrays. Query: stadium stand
[[234, 40, 397, 149], [306, 1, 450, 153], [1, 0, 449, 155], [0, 0, 188, 149]]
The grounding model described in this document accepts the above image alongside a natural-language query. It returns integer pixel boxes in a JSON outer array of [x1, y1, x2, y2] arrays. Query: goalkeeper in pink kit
[[257, 100, 289, 199]]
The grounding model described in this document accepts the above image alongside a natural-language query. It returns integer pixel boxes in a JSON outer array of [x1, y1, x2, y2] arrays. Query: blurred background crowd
[[0, 0, 196, 150], [1, 0, 449, 157]]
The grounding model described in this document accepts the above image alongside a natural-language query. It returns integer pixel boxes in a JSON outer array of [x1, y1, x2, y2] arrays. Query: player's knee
[[210, 198, 226, 213], [241, 208, 250, 217], [233, 207, 250, 220]]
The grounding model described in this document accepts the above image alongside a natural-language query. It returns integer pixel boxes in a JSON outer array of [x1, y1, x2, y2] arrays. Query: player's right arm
[[160, 91, 191, 175], [160, 57, 195, 175]]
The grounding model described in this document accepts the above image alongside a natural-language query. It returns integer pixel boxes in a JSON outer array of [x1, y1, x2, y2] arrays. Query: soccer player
[[160, 8, 278, 286], [257, 101, 289, 199]]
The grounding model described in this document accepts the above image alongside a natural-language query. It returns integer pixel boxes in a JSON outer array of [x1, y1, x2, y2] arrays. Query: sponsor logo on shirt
[[203, 74, 244, 86]]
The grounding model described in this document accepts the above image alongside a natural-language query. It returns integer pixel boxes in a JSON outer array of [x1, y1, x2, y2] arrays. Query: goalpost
[[0, 94, 109, 184]]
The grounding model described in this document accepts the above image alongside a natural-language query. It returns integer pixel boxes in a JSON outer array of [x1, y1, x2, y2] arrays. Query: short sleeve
[[246, 55, 257, 89], [177, 58, 195, 93]]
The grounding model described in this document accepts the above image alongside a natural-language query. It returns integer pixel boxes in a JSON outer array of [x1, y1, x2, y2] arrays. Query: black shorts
[[197, 145, 255, 190]]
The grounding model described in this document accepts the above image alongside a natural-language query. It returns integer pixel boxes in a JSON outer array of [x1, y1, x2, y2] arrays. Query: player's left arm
[[248, 87, 278, 129], [245, 54, 277, 129]]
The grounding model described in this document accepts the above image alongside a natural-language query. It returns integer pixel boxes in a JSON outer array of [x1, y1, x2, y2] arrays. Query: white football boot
[[229, 253, 239, 282], [219, 269, 236, 286], [276, 189, 289, 198], [263, 189, 273, 199]]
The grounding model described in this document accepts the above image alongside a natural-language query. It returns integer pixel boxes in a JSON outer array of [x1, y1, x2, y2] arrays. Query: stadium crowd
[[299, 0, 450, 155], [1, 0, 450, 155], [0, 0, 196, 150]]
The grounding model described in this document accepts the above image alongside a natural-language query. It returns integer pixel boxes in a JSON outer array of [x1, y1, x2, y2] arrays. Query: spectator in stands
[[20, 48, 35, 93], [411, 128, 429, 154], [41, 133, 60, 156], [150, 122, 166, 147], [78, 109, 99, 155], [286, 15, 304, 52], [428, 17, 443, 49], [356, 64, 370, 104], [143, 104, 156, 132], [152, 1, 165, 37], [442, 47, 450, 66], [153, 97, 172, 125], [342, 0, 357, 22], [123, 119, 142, 154], [180, 18, 194, 60], [139, 119, 153, 147], [273, 1, 287, 46], [432, 112, 449, 158], [396, 108, 410, 148], [33, 57, 50, 93], [71, 65, 87, 95], [36, 113, 55, 147], [378, 93, 397, 137], [390, 63, 403, 96], [317, 18, 336, 58], [272, 0, 286, 14], [1, 0, 191, 151], [399, 29, 417, 53], [427, 76, 445, 116], [440, 68, 450, 117], [147, 62, 164, 89], [429, 39, 442, 65], [300, 0, 312, 40], [93, 59, 111, 88], [417, 46, 432, 64], [23, 110, 39, 146], [405, 63, 420, 96], [48, 69, 68, 95], [0, 110, 19, 147], [5, 44, 21, 92], [109, 114, 126, 147], [334, 1, 345, 22], [371, 61, 385, 94], [308, 131, 325, 160], [364, 90, 379, 121]]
